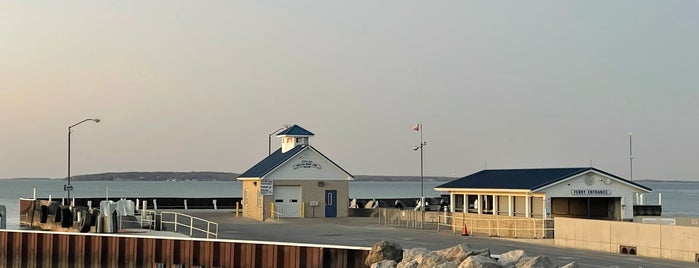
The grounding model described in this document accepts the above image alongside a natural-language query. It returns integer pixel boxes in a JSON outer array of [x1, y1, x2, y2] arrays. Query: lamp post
[[629, 132, 633, 181], [67, 118, 101, 205], [268, 125, 289, 155], [412, 123, 426, 229]]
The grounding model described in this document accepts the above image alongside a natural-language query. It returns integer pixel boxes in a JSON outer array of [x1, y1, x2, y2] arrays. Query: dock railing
[[141, 209, 219, 239], [377, 208, 554, 239], [271, 203, 283, 221]]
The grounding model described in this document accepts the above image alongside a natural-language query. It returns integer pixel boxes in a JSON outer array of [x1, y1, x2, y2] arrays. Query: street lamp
[[412, 123, 426, 229], [67, 118, 101, 205], [268, 125, 289, 155], [629, 132, 634, 181]]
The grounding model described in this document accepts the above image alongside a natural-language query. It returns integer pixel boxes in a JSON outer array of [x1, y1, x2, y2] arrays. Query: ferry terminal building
[[237, 125, 353, 221], [435, 167, 652, 221]]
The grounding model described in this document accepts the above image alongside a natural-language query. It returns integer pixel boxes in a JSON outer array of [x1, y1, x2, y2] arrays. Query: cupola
[[276, 125, 315, 153]]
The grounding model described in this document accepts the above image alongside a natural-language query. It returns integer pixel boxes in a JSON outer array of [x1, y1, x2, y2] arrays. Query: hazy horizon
[[2, 2, 698, 181]]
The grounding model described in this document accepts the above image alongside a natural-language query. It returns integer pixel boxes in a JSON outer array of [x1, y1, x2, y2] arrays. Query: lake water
[[1, 179, 696, 229]]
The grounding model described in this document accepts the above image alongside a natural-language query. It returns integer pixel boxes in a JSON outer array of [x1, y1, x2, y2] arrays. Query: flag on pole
[[412, 123, 420, 131]]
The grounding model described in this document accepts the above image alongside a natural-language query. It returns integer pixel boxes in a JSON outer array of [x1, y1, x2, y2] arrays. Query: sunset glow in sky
[[2, 2, 698, 180]]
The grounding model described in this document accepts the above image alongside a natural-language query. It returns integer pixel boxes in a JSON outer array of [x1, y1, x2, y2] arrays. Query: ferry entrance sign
[[571, 189, 612, 195]]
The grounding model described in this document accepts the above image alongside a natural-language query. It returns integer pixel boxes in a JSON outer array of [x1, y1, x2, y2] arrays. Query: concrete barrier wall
[[0, 230, 370, 268], [555, 217, 699, 263]]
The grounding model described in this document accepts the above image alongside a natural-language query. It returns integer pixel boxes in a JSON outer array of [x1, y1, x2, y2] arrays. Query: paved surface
[[164, 210, 695, 268]]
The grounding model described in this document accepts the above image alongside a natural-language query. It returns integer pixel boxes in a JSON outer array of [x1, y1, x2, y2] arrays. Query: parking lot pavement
[[163, 210, 692, 268]]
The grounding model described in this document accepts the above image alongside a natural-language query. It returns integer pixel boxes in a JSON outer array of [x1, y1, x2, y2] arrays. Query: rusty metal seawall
[[0, 230, 370, 268]]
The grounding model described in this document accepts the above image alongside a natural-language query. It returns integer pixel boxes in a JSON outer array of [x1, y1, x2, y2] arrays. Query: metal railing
[[436, 213, 553, 238], [271, 203, 283, 221], [377, 208, 554, 238], [141, 209, 218, 239]]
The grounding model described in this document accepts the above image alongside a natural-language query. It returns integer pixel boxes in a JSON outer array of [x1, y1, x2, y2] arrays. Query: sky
[[1, 1, 698, 180]]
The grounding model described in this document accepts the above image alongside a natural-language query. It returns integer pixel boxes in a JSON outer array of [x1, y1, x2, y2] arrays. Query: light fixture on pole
[[412, 123, 426, 229], [268, 125, 289, 155], [629, 132, 634, 181], [67, 118, 101, 205]]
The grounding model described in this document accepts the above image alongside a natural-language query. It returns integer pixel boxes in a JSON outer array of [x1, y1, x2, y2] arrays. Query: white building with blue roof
[[435, 167, 653, 221], [237, 125, 353, 221]]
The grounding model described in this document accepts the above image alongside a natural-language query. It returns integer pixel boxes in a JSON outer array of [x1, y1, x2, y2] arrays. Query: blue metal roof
[[436, 167, 651, 192], [238, 146, 306, 178], [276, 125, 314, 136]]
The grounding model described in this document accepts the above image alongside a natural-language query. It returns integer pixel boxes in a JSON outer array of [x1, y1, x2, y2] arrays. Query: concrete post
[[463, 194, 468, 214], [525, 195, 531, 218], [508, 195, 514, 217], [493, 195, 499, 216]]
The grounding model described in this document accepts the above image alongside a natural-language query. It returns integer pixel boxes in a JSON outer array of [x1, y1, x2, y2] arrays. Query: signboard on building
[[570, 189, 612, 195], [260, 180, 274, 195]]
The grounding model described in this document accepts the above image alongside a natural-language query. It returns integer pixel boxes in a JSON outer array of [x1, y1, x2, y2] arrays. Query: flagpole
[[420, 124, 424, 229], [411, 123, 425, 229]]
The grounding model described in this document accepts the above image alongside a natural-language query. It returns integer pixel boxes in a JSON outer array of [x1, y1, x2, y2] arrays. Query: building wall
[[241, 180, 265, 221], [541, 173, 641, 220], [555, 217, 699, 263], [273, 180, 349, 218], [531, 197, 544, 218]]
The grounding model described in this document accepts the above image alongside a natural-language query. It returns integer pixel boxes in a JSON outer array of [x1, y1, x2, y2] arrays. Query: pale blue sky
[[1, 1, 698, 180]]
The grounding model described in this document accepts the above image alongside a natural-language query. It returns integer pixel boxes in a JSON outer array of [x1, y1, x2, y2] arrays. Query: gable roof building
[[435, 167, 652, 221], [237, 125, 352, 221]]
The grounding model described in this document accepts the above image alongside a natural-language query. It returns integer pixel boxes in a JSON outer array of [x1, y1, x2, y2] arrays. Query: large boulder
[[397, 260, 419, 268], [396, 260, 419, 268], [372, 260, 398, 268], [400, 247, 449, 268], [560, 261, 578, 268], [458, 255, 500, 268], [471, 248, 491, 258], [401, 248, 431, 264], [365, 241, 404, 267], [496, 249, 527, 268], [436, 261, 460, 268], [515, 255, 556, 268], [416, 253, 449, 268], [436, 243, 473, 263]]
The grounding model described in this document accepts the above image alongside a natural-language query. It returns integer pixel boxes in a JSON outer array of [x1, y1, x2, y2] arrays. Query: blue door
[[325, 190, 337, 218]]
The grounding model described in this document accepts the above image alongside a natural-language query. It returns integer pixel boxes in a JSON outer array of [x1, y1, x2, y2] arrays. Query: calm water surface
[[1, 179, 696, 229]]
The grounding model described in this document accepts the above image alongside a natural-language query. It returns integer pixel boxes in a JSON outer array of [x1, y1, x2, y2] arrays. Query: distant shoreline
[[0, 172, 454, 182]]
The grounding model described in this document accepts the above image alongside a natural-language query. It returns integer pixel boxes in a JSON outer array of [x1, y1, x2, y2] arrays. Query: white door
[[274, 186, 301, 217]]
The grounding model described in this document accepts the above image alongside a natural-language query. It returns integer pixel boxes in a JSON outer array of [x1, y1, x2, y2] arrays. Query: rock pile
[[365, 241, 578, 268]]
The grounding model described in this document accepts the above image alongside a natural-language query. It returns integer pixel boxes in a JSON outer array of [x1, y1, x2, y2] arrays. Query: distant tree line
[[70, 171, 240, 181]]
